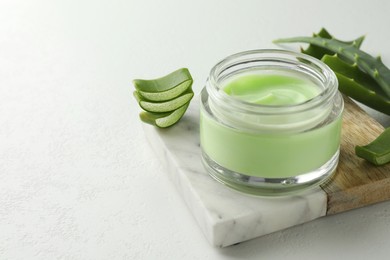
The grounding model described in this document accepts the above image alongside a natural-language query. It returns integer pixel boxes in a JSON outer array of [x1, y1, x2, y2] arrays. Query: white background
[[1, 0, 390, 259]]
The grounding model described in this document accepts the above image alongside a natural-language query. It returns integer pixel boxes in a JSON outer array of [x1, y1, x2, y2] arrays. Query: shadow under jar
[[200, 49, 344, 196]]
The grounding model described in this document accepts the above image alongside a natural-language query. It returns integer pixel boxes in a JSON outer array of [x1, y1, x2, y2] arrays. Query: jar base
[[201, 150, 339, 196]]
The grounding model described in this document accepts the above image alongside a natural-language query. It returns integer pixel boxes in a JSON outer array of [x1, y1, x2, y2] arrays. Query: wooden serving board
[[144, 96, 390, 247], [322, 97, 390, 215]]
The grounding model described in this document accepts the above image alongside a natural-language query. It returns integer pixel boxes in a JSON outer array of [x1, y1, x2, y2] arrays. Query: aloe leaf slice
[[139, 103, 190, 128], [134, 90, 194, 113], [356, 128, 390, 165], [137, 79, 192, 102], [133, 68, 192, 93]]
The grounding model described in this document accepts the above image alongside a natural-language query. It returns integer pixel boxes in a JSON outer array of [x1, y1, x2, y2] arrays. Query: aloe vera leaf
[[134, 90, 194, 113], [322, 55, 390, 115], [322, 54, 377, 88], [355, 127, 390, 165], [137, 79, 192, 102], [322, 54, 389, 96], [133, 68, 192, 93], [139, 103, 190, 128], [301, 29, 334, 59], [274, 36, 390, 98], [302, 28, 365, 61], [335, 73, 390, 115]]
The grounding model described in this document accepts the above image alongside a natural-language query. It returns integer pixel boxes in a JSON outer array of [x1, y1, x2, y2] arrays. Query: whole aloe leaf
[[274, 36, 390, 98], [302, 28, 365, 62], [323, 54, 390, 115]]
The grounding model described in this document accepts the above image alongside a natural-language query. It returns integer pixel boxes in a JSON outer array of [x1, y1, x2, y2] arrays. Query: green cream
[[223, 73, 321, 105], [200, 73, 342, 178], [201, 113, 342, 178]]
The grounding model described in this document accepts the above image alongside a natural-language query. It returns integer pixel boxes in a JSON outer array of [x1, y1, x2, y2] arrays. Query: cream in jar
[[200, 50, 344, 195]]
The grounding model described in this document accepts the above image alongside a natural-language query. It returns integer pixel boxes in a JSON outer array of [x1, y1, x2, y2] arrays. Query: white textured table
[[1, 0, 390, 259]]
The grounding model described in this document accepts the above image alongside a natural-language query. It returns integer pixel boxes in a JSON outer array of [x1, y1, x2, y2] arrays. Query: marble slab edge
[[141, 97, 328, 247]]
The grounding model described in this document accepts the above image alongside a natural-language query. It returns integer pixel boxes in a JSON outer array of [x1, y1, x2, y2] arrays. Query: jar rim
[[207, 49, 338, 115]]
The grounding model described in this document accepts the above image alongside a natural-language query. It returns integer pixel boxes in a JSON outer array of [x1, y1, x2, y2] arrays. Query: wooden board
[[321, 97, 390, 215]]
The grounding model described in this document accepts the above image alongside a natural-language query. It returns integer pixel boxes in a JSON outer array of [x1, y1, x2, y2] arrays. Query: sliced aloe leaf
[[133, 68, 192, 93], [355, 128, 390, 165], [133, 68, 194, 128], [134, 90, 194, 113], [139, 110, 170, 126], [137, 79, 192, 102], [140, 103, 190, 128]]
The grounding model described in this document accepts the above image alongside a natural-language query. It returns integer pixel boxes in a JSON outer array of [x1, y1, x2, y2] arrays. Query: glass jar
[[200, 49, 344, 196]]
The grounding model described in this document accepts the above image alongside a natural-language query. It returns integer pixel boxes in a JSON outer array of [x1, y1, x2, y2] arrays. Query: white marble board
[[142, 99, 328, 247]]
